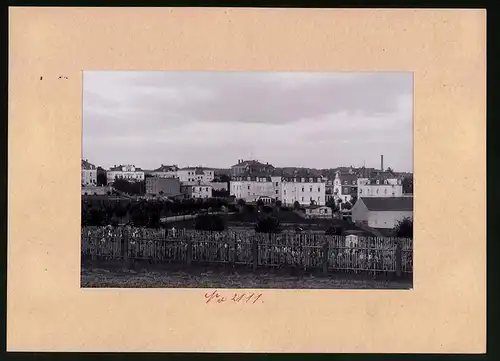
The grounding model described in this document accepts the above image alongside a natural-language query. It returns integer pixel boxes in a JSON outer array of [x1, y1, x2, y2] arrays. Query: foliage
[[112, 179, 145, 196], [326, 198, 339, 212], [275, 200, 282, 207], [402, 176, 414, 194], [81, 197, 232, 227], [96, 167, 107, 186], [194, 214, 226, 231], [262, 205, 273, 214], [394, 217, 413, 238], [256, 199, 265, 207], [255, 215, 281, 233], [237, 199, 246, 207], [293, 201, 301, 210], [325, 226, 343, 236]]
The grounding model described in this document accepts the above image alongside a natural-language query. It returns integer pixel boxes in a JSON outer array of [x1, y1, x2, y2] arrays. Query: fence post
[[187, 234, 192, 266], [252, 235, 258, 271], [395, 239, 402, 278], [122, 228, 129, 267], [322, 237, 329, 275]]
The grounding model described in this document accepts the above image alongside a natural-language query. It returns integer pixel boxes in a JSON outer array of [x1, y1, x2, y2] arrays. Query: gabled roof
[[231, 160, 272, 168], [108, 165, 143, 172], [360, 197, 413, 212], [153, 164, 178, 172], [81, 159, 96, 170]]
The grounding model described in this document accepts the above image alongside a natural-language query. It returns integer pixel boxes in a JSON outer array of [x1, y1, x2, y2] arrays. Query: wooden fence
[[81, 226, 413, 275]]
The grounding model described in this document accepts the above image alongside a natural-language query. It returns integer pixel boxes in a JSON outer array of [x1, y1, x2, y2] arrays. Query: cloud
[[82, 71, 413, 172]]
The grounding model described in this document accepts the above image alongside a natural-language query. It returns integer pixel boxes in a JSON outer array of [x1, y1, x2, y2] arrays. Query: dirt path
[[81, 267, 412, 289]]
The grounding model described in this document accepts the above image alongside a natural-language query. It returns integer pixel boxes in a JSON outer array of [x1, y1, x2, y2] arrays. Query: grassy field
[[167, 210, 370, 234], [81, 265, 412, 289]]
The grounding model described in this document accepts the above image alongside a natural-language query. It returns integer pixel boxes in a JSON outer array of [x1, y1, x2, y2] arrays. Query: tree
[[255, 215, 281, 233], [326, 198, 339, 212], [293, 201, 301, 210], [275, 200, 282, 207], [237, 199, 246, 207], [256, 199, 265, 208], [394, 217, 413, 238], [325, 226, 343, 236], [96, 167, 107, 186], [194, 214, 226, 231], [402, 176, 413, 194], [262, 205, 273, 214]]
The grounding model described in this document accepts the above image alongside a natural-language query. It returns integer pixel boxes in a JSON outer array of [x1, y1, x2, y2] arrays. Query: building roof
[[360, 197, 413, 212], [336, 172, 358, 184], [231, 159, 273, 168], [81, 159, 96, 170], [108, 165, 143, 172], [153, 164, 178, 172], [180, 166, 214, 171]]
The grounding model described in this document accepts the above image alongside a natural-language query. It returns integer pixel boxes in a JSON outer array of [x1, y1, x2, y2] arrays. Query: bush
[[325, 226, 343, 236], [255, 215, 281, 233], [262, 205, 273, 214], [394, 217, 413, 238], [194, 214, 226, 231]]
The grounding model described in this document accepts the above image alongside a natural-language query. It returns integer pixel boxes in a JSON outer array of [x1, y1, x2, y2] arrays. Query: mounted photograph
[[81, 71, 414, 289]]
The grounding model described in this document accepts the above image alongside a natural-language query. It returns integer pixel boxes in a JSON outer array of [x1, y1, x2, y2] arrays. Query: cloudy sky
[[83, 71, 413, 172]]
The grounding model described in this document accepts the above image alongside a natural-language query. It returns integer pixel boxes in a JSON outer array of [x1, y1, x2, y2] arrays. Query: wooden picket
[[81, 226, 413, 274]]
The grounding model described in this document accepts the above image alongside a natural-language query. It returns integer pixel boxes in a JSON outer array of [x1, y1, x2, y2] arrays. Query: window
[[301, 178, 305, 182], [276, 190, 278, 194], [376, 189, 379, 194], [301, 197, 304, 201], [309, 187, 312, 192], [384, 189, 387, 194], [318, 197, 320, 201], [206, 187, 208, 191], [248, 185, 250, 190], [275, 182, 279, 186], [318, 187, 321, 192], [360, 189, 363, 194], [284, 190, 287, 195], [301, 187, 304, 192], [344, 181, 347, 185], [376, 180, 380, 185], [352, 181, 356, 184]]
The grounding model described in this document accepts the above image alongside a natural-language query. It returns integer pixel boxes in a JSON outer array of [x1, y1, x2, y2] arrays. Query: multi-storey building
[[106, 165, 145, 183], [81, 159, 97, 186], [230, 159, 275, 177], [333, 171, 358, 204], [181, 181, 213, 199], [151, 164, 179, 178], [177, 167, 215, 183], [279, 173, 326, 206], [145, 177, 181, 196], [357, 171, 403, 198], [230, 172, 280, 203]]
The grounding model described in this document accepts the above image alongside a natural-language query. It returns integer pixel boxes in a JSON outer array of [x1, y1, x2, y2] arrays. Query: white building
[[279, 174, 326, 206], [181, 182, 213, 199], [107, 165, 145, 183], [81, 159, 97, 186], [151, 164, 179, 178], [230, 173, 279, 202], [333, 171, 358, 203], [357, 172, 403, 198], [351, 197, 413, 229], [177, 167, 215, 183], [304, 205, 333, 219]]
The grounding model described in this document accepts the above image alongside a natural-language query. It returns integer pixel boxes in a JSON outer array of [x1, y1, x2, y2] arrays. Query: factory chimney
[[380, 155, 384, 171]]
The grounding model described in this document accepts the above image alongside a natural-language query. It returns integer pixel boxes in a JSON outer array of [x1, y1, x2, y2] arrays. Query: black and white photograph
[[81, 71, 414, 289]]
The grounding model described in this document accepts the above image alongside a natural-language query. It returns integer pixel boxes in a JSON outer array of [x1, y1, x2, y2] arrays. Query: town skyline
[[83, 71, 413, 172], [82, 157, 411, 174]]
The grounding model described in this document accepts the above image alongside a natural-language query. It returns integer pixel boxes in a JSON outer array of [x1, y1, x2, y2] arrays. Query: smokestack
[[381, 155, 384, 171]]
